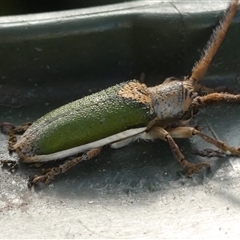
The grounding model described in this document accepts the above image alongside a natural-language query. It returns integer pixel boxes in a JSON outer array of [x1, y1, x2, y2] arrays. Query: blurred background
[[0, 0, 134, 16]]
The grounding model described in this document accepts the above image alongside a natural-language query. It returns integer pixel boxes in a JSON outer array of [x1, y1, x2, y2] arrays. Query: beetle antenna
[[190, 0, 238, 83]]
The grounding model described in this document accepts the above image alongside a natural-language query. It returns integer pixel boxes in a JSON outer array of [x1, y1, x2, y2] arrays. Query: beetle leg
[[193, 129, 240, 156], [192, 148, 227, 158], [1, 123, 16, 152], [0, 128, 19, 169], [192, 92, 240, 108], [1, 159, 19, 172], [194, 83, 227, 94], [167, 126, 240, 156], [8, 129, 18, 154], [147, 126, 210, 176], [29, 147, 102, 186], [1, 122, 32, 154], [0, 122, 31, 134]]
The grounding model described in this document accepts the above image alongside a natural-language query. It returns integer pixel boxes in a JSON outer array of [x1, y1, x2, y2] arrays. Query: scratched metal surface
[[1, 0, 240, 239]]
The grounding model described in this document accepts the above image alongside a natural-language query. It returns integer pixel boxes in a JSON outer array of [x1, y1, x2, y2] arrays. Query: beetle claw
[[1, 159, 19, 172], [28, 174, 49, 188], [28, 167, 59, 187], [185, 162, 210, 176]]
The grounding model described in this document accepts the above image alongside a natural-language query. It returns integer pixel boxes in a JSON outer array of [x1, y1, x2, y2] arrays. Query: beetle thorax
[[148, 80, 194, 121]]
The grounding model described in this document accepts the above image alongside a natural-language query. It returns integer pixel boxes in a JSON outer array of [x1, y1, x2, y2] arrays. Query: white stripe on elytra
[[29, 127, 147, 162]]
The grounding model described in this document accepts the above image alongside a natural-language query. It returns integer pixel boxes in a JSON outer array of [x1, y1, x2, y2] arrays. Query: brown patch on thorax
[[118, 81, 151, 104]]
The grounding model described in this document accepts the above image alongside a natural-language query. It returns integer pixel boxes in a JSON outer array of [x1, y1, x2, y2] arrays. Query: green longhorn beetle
[[1, 0, 240, 186]]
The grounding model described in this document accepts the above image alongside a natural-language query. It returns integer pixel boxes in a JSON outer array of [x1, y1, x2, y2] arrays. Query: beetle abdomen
[[15, 80, 156, 157]]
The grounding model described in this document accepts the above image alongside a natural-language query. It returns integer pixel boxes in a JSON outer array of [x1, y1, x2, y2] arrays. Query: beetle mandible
[[1, 0, 240, 187]]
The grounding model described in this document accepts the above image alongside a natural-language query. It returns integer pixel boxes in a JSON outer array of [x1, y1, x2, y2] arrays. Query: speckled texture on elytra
[[16, 80, 156, 156]]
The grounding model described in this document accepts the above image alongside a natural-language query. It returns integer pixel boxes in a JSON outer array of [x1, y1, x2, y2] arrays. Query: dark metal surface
[[0, 0, 240, 238]]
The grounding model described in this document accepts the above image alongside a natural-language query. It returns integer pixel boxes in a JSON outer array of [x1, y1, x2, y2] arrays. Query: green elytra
[[18, 81, 156, 155]]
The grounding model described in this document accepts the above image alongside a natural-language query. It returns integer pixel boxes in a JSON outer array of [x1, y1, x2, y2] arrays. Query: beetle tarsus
[[29, 167, 62, 186], [192, 148, 227, 158], [181, 160, 211, 176], [32, 174, 49, 185], [1, 122, 32, 154], [13, 122, 32, 134], [0, 122, 16, 134], [1, 159, 19, 172], [0, 122, 32, 134], [0, 160, 19, 173], [27, 175, 47, 189], [194, 83, 228, 95], [28, 147, 103, 185], [8, 130, 18, 154]]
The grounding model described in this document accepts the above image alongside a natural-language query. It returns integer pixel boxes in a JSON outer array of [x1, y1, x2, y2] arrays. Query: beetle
[[1, 0, 240, 186]]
